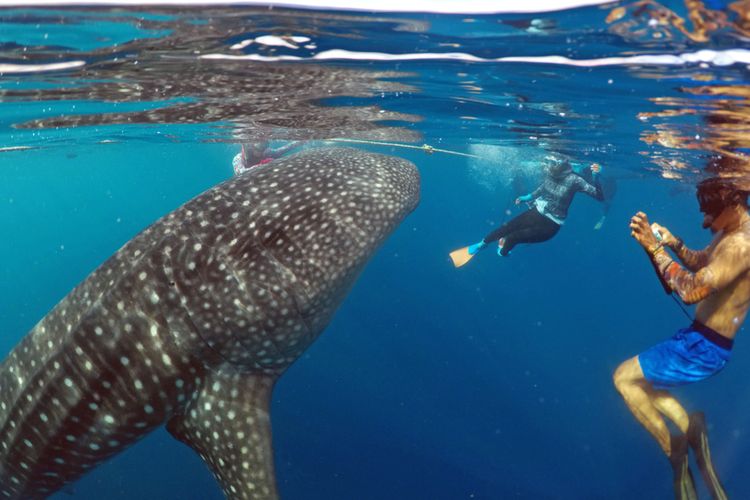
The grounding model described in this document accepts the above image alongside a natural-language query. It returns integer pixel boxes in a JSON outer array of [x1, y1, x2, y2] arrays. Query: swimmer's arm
[[576, 175, 604, 201], [517, 185, 542, 203], [650, 223, 708, 271], [651, 240, 748, 304], [652, 249, 712, 304], [668, 237, 709, 271]]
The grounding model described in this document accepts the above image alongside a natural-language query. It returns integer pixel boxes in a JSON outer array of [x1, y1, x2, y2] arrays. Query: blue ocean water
[[1, 2, 750, 499]]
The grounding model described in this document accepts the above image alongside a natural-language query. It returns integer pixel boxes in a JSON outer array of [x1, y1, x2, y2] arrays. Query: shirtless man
[[614, 177, 750, 500]]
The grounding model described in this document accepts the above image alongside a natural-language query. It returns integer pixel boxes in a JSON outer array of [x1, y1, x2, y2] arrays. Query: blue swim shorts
[[639, 321, 732, 390]]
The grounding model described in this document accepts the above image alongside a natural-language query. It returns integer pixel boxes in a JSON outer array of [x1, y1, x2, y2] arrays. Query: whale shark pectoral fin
[[167, 371, 278, 500]]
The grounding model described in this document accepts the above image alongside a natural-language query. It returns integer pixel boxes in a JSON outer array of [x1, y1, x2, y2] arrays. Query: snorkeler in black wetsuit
[[450, 158, 604, 267]]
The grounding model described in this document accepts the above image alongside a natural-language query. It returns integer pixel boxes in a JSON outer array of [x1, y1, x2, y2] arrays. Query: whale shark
[[0, 147, 420, 499]]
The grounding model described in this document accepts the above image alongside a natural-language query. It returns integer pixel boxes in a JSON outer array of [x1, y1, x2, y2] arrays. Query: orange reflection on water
[[606, 0, 750, 42], [639, 83, 750, 186]]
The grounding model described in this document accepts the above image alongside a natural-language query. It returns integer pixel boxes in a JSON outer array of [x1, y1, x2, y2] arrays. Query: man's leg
[[613, 356, 672, 454], [614, 356, 697, 499], [653, 391, 689, 433]]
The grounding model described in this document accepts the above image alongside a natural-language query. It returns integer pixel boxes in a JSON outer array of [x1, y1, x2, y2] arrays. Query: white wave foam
[[202, 48, 750, 68], [201, 54, 302, 62], [0, 61, 85, 74], [12, 0, 611, 14], [498, 49, 750, 67]]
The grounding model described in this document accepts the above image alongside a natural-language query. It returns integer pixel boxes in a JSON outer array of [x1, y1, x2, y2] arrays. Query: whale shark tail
[[450, 241, 485, 268]]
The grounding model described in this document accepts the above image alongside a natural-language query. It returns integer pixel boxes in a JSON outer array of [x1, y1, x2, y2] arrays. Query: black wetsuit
[[483, 169, 603, 255]]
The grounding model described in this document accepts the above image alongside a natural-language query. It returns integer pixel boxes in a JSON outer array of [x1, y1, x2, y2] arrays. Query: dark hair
[[696, 177, 749, 216]]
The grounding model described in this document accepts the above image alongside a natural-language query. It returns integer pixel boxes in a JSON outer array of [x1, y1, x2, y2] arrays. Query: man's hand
[[650, 222, 680, 248], [630, 211, 662, 254], [590, 163, 601, 174]]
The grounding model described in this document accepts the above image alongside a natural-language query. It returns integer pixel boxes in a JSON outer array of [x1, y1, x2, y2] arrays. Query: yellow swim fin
[[450, 241, 487, 268], [449, 246, 474, 268]]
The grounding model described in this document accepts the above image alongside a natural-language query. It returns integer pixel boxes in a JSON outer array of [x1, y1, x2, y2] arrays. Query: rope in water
[[326, 138, 479, 159], [671, 294, 694, 321]]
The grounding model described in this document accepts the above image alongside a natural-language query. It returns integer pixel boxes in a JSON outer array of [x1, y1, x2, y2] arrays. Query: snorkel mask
[[545, 155, 570, 177], [696, 177, 748, 228]]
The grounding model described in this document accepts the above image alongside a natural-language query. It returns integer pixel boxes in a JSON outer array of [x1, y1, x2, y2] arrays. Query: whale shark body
[[0, 147, 420, 499]]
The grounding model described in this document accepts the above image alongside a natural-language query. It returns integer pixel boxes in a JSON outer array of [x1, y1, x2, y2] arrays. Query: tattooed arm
[[650, 222, 708, 272], [633, 212, 749, 304], [650, 248, 714, 304]]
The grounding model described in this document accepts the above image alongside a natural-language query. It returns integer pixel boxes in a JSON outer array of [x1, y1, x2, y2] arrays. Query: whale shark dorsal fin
[[166, 371, 277, 499]]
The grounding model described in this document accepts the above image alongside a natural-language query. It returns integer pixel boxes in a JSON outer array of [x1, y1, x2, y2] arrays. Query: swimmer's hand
[[590, 163, 601, 174], [650, 223, 679, 248], [630, 211, 662, 255], [516, 194, 533, 205]]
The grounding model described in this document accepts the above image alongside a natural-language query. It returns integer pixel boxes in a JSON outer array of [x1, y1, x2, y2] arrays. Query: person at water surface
[[232, 139, 306, 175], [614, 177, 750, 500], [450, 157, 603, 267]]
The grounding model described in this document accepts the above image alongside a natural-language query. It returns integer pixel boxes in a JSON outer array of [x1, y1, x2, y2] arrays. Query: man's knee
[[612, 364, 626, 392], [613, 358, 638, 393]]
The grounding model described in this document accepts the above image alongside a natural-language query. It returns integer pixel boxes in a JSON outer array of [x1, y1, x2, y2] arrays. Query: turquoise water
[[1, 3, 750, 499]]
